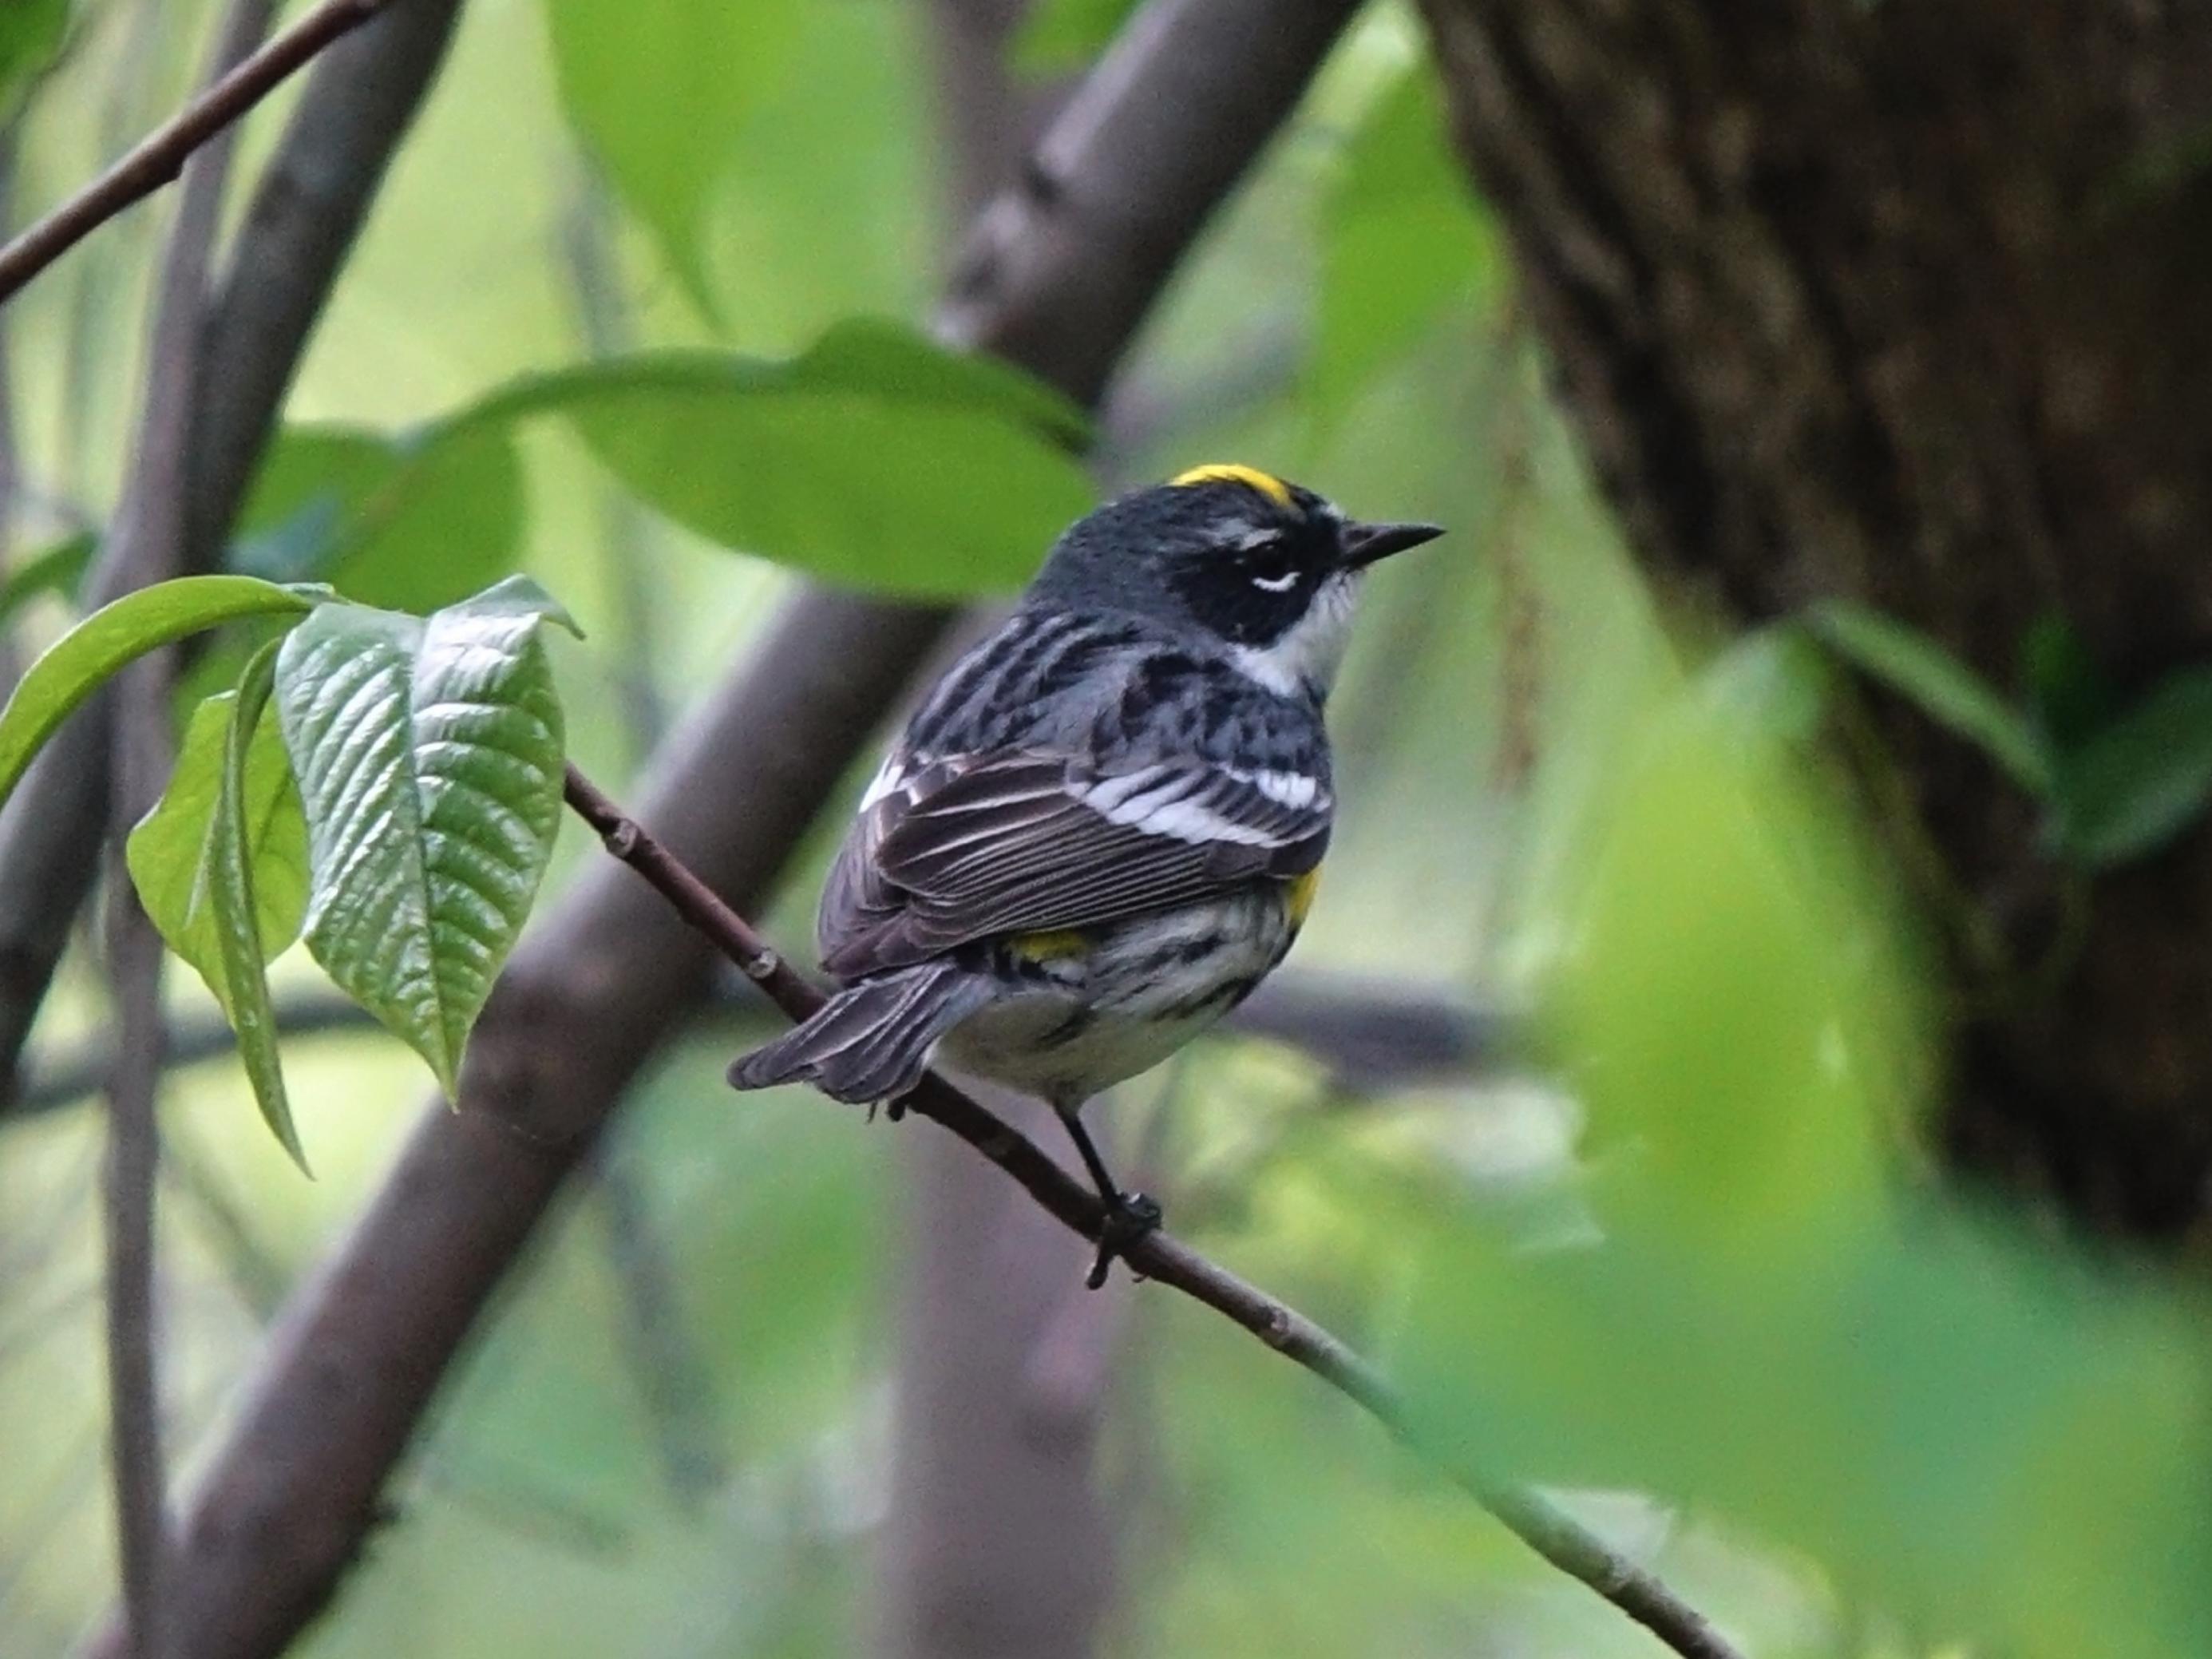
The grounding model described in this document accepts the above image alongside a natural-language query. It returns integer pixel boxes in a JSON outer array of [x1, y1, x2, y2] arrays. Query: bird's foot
[[1086, 1190, 1164, 1289]]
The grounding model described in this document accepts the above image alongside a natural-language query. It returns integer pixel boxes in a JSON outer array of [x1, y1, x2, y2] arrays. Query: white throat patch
[[1229, 572, 1361, 699]]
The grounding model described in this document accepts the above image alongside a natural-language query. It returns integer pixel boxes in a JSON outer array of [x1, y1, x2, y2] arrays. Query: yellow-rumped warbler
[[730, 464, 1442, 1283]]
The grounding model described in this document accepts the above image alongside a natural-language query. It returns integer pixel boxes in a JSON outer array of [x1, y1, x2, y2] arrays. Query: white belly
[[936, 890, 1297, 1106]]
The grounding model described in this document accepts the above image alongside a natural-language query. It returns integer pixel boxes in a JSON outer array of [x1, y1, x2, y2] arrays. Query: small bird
[[730, 464, 1442, 1284]]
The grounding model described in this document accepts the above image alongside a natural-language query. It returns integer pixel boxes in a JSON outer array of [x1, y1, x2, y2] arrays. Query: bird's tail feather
[[728, 963, 995, 1104]]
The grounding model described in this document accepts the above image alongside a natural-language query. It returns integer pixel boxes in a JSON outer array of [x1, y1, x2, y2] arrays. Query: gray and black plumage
[[730, 464, 1442, 1283]]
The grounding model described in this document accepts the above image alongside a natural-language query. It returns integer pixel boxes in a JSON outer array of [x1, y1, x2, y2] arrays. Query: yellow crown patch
[[1169, 462, 1292, 508]]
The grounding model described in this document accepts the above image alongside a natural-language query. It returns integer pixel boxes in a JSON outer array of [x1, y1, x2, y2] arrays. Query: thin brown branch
[[560, 766, 1743, 1659], [0, 0, 393, 307]]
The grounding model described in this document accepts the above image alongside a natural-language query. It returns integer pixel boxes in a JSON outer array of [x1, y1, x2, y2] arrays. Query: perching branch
[[560, 766, 1746, 1659], [0, 0, 396, 307]]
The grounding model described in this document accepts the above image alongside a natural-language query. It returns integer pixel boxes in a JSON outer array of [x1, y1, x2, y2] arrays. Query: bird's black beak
[[1340, 520, 1446, 569]]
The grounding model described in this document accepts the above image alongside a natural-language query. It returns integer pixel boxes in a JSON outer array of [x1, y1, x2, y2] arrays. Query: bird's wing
[[817, 748, 1331, 978]]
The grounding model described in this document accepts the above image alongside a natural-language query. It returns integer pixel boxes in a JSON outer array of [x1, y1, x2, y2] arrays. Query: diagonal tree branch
[[79, 6, 1367, 1655], [0, 0, 465, 1092], [0, 0, 398, 307], [560, 766, 1745, 1659]]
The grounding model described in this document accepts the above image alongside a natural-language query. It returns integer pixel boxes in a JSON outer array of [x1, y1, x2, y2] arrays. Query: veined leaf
[[272, 577, 576, 1095], [2048, 666, 2212, 868], [0, 574, 321, 814], [1807, 601, 2052, 794], [467, 319, 1094, 598], [237, 423, 525, 612], [130, 644, 312, 1171]]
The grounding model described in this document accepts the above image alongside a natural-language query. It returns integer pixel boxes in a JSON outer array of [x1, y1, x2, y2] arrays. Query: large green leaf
[[2048, 665, 2212, 868], [129, 643, 312, 1171], [237, 422, 526, 613], [272, 578, 576, 1095], [468, 319, 1094, 597], [1806, 600, 2052, 793], [545, 0, 803, 322], [1314, 67, 1498, 416], [0, 574, 320, 814]]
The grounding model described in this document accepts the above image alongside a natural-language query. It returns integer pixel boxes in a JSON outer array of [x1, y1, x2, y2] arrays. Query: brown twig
[[0, 0, 393, 307], [560, 766, 1745, 1659]]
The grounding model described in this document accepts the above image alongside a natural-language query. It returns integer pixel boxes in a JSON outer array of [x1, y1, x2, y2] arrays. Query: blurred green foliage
[[0, 2, 2201, 1657]]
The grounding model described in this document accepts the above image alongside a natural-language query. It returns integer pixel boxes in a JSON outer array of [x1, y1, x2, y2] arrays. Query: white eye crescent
[[1251, 569, 1298, 593]]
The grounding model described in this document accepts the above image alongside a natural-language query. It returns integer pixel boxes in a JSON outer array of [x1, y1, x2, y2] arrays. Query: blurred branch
[[97, 5, 279, 1649], [0, 0, 395, 306], [587, 1142, 730, 1510], [564, 766, 1745, 1659], [0, 0, 465, 1099], [1230, 968, 1511, 1091], [85, 8, 1368, 1656], [11, 992, 374, 1119], [3, 967, 1490, 1123], [101, 842, 172, 1659]]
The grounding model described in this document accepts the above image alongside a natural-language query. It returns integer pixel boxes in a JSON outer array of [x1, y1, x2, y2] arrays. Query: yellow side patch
[[1286, 868, 1322, 929], [1010, 928, 1092, 962], [1169, 462, 1292, 508]]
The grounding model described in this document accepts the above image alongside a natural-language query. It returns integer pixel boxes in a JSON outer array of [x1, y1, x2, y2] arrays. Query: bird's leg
[[1057, 1100, 1162, 1289]]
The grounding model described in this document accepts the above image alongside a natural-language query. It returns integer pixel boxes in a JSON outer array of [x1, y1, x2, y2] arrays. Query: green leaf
[[272, 578, 576, 1095], [127, 655, 311, 1000], [1806, 600, 2052, 793], [130, 644, 312, 1172], [0, 574, 319, 815], [1010, 0, 1142, 73], [2048, 666, 2212, 868], [0, 532, 93, 628], [237, 422, 526, 613], [545, 0, 803, 322], [1313, 68, 1498, 415], [469, 319, 1095, 597]]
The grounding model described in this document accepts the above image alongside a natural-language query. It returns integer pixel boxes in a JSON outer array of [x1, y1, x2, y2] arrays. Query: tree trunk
[[1417, 0, 2212, 1237]]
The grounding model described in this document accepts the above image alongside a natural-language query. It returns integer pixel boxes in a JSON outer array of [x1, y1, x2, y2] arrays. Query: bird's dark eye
[[1244, 540, 1298, 592]]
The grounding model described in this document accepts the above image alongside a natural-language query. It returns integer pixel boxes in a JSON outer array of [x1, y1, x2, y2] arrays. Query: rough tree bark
[[1416, 0, 2212, 1237]]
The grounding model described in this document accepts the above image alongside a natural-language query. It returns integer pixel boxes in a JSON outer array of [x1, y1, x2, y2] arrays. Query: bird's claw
[[1086, 1190, 1164, 1289]]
